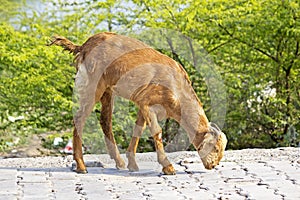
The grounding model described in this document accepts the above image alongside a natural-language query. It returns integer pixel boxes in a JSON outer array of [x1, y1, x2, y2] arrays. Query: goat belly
[[112, 63, 157, 99]]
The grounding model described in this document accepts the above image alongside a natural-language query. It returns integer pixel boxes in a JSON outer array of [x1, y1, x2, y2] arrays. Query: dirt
[[0, 134, 58, 158]]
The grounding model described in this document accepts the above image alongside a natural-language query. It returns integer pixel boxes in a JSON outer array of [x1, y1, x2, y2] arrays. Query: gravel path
[[0, 148, 299, 199]]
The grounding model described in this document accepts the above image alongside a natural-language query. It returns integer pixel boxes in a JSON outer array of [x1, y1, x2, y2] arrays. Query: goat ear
[[209, 122, 221, 136], [209, 122, 221, 131]]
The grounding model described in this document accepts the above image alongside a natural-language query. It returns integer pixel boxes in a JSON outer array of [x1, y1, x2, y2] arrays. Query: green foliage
[[129, 0, 300, 149], [0, 0, 299, 153], [0, 24, 74, 116], [0, 3, 76, 151], [0, 0, 22, 22], [42, 132, 72, 150]]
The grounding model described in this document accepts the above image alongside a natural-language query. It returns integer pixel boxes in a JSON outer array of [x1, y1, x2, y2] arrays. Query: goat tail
[[47, 35, 81, 55]]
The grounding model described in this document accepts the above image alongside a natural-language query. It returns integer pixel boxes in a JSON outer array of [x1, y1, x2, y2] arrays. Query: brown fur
[[49, 33, 227, 174]]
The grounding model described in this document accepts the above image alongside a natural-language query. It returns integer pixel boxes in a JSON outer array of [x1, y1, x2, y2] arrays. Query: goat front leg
[[126, 110, 146, 172], [100, 90, 125, 169], [148, 111, 175, 175]]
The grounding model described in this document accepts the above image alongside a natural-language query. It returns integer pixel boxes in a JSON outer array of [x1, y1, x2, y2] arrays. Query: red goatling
[[49, 32, 227, 175]]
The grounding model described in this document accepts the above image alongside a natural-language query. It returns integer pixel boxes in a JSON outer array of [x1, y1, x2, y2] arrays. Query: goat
[[48, 32, 227, 175]]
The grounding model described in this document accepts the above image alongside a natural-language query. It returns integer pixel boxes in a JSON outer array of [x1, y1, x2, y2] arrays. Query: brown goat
[[49, 32, 227, 175]]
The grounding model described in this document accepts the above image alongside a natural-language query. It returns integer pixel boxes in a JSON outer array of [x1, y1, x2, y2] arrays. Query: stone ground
[[0, 147, 299, 200]]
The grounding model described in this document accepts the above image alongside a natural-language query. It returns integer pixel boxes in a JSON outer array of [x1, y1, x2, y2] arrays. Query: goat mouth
[[203, 163, 215, 170], [201, 157, 219, 170]]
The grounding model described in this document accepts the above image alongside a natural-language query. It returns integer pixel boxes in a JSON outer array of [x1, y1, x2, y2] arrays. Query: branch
[[216, 22, 234, 37], [185, 35, 197, 68], [166, 37, 185, 67], [250, 45, 278, 63], [275, 36, 284, 61], [295, 41, 299, 57], [215, 21, 279, 62], [141, 0, 151, 12], [207, 40, 232, 54], [284, 40, 300, 72], [162, 4, 181, 31]]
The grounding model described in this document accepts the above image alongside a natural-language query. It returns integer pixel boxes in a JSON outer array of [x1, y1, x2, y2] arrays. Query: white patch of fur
[[158, 132, 162, 140], [75, 63, 89, 92]]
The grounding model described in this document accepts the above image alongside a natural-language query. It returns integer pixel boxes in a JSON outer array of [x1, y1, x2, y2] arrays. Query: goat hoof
[[128, 163, 139, 172], [116, 159, 126, 169], [72, 162, 88, 174], [75, 169, 88, 174], [162, 164, 176, 175]]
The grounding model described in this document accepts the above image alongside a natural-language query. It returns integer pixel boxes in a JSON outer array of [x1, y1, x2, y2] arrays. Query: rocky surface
[[0, 148, 299, 199]]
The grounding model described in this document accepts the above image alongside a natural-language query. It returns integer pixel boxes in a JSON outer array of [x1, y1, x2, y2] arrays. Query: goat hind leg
[[73, 97, 96, 174], [100, 90, 125, 169], [126, 110, 146, 171], [73, 126, 87, 173]]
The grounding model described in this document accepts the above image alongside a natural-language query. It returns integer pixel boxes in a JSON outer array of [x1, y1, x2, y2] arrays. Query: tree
[[125, 0, 300, 148], [1, 0, 299, 152], [0, 1, 76, 150]]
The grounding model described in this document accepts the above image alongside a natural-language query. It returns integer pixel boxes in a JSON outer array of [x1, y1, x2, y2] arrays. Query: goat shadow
[[0, 160, 206, 177]]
